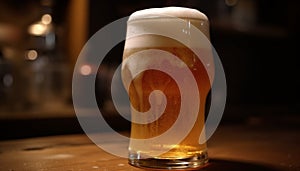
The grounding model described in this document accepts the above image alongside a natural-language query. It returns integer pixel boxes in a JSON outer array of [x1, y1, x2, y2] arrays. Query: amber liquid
[[122, 33, 213, 168], [122, 41, 212, 161]]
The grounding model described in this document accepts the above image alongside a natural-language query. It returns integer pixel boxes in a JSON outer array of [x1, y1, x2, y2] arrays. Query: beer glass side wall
[[121, 7, 214, 169]]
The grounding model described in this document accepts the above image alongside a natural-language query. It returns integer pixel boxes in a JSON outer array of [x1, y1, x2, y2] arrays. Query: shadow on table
[[201, 159, 282, 171]]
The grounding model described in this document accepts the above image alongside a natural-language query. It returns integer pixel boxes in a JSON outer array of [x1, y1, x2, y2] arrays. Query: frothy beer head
[[123, 7, 214, 84], [125, 7, 210, 49], [128, 7, 208, 22]]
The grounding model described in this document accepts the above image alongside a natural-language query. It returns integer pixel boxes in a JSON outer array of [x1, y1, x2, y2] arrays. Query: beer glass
[[122, 7, 214, 169]]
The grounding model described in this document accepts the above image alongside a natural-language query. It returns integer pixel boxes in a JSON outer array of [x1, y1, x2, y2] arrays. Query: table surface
[[0, 124, 299, 171]]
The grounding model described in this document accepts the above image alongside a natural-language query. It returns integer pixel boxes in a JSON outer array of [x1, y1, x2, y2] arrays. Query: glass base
[[128, 151, 208, 170]]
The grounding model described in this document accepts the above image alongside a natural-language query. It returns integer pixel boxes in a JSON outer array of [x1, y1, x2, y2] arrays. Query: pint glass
[[121, 7, 214, 169]]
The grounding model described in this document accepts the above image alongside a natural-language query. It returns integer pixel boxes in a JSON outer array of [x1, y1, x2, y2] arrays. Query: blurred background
[[0, 0, 299, 139]]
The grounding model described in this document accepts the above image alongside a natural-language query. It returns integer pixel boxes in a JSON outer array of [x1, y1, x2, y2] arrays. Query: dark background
[[90, 0, 300, 118], [0, 0, 299, 139]]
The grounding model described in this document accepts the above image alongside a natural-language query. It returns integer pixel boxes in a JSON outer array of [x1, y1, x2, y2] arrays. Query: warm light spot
[[26, 50, 38, 60], [41, 14, 52, 25], [80, 64, 92, 75], [28, 23, 47, 36]]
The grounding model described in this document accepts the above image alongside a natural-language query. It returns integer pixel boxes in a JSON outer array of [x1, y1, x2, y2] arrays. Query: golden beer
[[122, 7, 213, 169]]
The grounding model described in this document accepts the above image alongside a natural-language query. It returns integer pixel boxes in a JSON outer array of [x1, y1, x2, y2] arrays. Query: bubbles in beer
[[119, 7, 220, 161]]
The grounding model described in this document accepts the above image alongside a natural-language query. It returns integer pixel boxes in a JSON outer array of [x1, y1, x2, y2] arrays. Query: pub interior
[[0, 0, 299, 170]]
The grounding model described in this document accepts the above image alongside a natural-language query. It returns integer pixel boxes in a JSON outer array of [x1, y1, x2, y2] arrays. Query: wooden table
[[0, 124, 299, 171]]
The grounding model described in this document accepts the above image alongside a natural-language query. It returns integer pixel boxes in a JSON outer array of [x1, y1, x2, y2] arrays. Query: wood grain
[[0, 125, 299, 171]]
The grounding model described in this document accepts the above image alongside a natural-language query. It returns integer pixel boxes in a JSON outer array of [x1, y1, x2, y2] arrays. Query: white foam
[[125, 7, 210, 49], [128, 7, 208, 22]]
